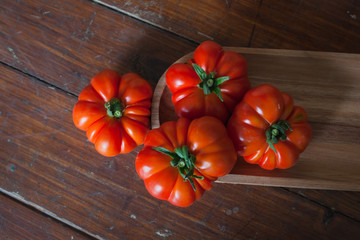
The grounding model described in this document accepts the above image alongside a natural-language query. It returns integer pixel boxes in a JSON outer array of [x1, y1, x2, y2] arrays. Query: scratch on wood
[[218, 224, 226, 232], [30, 151, 39, 167], [86, 209, 99, 220], [103, 159, 115, 169], [155, 229, 173, 238], [197, 32, 214, 40], [248, 0, 263, 47], [196, 195, 224, 226], [83, 12, 96, 41], [124, 0, 132, 6], [231, 216, 255, 239], [148, 218, 157, 224], [50, 195, 62, 202], [30, 15, 41, 19], [35, 191, 41, 202], [22, 54, 38, 76], [71, 12, 96, 63], [93, 0, 166, 30], [7, 47, 22, 65], [0, 188, 105, 240]]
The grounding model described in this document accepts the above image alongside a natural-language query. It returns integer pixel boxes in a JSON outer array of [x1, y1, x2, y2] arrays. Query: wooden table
[[1, 1, 359, 239]]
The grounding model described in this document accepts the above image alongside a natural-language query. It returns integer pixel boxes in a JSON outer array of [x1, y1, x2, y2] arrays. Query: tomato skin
[[166, 41, 250, 123], [73, 69, 153, 156], [227, 84, 312, 170], [135, 116, 237, 207]]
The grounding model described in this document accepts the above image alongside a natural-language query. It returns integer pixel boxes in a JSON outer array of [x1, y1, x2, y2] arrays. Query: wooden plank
[[1, 57, 359, 239], [93, 0, 258, 45], [250, 0, 360, 52], [0, 0, 196, 94], [0, 193, 90, 240], [95, 0, 360, 52], [287, 189, 360, 222], [153, 48, 360, 191]]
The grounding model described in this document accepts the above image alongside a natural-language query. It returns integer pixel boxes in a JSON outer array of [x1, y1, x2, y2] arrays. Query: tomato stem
[[152, 146, 204, 191], [192, 63, 230, 102], [105, 98, 123, 118], [178, 161, 186, 168], [207, 79, 214, 87], [266, 120, 293, 153]]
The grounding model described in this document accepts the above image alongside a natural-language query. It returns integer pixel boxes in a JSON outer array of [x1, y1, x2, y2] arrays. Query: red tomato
[[73, 69, 153, 156], [165, 41, 250, 123], [227, 84, 312, 170], [135, 116, 237, 207]]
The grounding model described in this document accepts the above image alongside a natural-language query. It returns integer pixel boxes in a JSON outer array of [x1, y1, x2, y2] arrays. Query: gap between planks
[[283, 188, 360, 223], [0, 188, 102, 240], [89, 0, 199, 45], [0, 61, 77, 98]]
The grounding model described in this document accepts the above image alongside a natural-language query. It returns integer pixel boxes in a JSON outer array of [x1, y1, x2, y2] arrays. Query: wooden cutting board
[[151, 47, 360, 191]]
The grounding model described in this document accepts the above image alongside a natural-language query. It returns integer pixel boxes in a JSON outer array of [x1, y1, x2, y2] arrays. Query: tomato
[[227, 84, 312, 170], [73, 69, 153, 156], [165, 41, 250, 123], [135, 116, 237, 207]]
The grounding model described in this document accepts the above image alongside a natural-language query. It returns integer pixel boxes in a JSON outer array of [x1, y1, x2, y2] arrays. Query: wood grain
[[0, 0, 196, 94], [1, 58, 359, 240], [250, 0, 360, 53], [96, 0, 360, 52], [152, 48, 360, 191], [0, 193, 89, 240], [287, 189, 360, 222], [94, 0, 258, 46]]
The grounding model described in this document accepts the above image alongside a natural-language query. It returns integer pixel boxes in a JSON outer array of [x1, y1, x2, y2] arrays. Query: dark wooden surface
[[0, 0, 359, 239], [0, 193, 89, 240]]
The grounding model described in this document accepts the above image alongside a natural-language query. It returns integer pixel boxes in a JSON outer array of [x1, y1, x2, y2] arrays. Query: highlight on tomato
[[73, 69, 153, 157], [135, 116, 237, 207], [165, 40, 250, 123], [227, 84, 312, 170]]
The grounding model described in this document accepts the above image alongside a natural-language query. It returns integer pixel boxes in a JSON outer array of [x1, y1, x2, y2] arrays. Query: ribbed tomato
[[165, 41, 250, 123], [227, 84, 312, 170], [73, 69, 153, 156], [135, 116, 237, 207]]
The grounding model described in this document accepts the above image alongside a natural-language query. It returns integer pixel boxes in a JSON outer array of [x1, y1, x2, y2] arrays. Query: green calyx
[[266, 120, 293, 153], [192, 63, 230, 102], [104, 98, 123, 118], [153, 146, 204, 191]]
